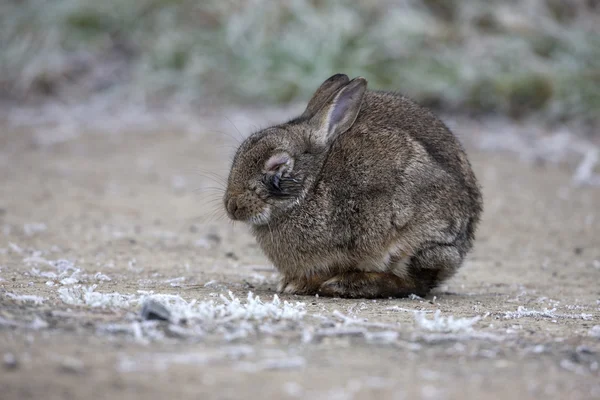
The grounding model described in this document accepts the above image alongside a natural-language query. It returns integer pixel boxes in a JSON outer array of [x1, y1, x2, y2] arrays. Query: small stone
[[140, 299, 171, 322], [3, 353, 17, 370], [574, 247, 583, 255]]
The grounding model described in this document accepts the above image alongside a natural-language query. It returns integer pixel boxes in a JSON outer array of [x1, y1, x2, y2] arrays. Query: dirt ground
[[0, 113, 599, 400]]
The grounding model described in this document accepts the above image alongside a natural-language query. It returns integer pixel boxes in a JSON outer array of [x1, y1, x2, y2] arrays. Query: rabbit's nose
[[227, 196, 250, 220], [227, 197, 239, 217]]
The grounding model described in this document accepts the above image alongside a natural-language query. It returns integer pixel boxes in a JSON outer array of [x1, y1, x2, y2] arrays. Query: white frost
[[8, 242, 23, 254], [386, 306, 433, 314], [59, 286, 306, 322], [5, 293, 46, 305], [23, 223, 47, 236], [59, 288, 306, 342], [28, 258, 110, 286], [503, 306, 592, 321], [414, 310, 481, 333], [94, 272, 112, 282], [59, 285, 137, 308]]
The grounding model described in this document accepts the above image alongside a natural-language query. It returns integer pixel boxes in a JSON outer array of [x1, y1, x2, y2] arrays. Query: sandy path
[[0, 118, 599, 400]]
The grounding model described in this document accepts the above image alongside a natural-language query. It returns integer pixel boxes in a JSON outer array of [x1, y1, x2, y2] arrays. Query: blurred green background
[[1, 0, 599, 129]]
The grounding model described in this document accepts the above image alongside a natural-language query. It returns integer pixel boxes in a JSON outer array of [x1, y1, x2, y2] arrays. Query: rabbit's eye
[[264, 172, 285, 195], [264, 172, 301, 198], [271, 174, 281, 191]]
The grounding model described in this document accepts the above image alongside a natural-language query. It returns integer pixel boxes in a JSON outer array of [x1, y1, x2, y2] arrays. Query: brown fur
[[223, 74, 483, 298]]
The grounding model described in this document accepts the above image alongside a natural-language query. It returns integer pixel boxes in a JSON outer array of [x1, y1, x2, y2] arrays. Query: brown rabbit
[[223, 73, 482, 298]]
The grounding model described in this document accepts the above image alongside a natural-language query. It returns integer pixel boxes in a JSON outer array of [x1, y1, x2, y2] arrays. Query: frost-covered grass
[[4, 293, 46, 305], [414, 310, 481, 333], [503, 306, 593, 321], [50, 282, 505, 345], [25, 256, 111, 286], [56, 287, 306, 342], [59, 285, 306, 323], [0, 0, 598, 127], [466, 117, 600, 186]]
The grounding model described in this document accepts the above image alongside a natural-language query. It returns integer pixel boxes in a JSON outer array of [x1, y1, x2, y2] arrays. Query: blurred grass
[[0, 0, 598, 127]]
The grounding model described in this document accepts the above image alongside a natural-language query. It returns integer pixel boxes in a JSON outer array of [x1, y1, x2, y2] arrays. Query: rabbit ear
[[309, 77, 367, 145], [300, 74, 350, 120]]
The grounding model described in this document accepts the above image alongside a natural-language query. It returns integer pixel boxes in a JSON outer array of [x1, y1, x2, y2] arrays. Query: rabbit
[[223, 73, 483, 298]]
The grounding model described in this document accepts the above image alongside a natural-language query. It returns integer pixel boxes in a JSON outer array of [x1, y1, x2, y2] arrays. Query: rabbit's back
[[324, 90, 480, 208], [317, 90, 482, 253]]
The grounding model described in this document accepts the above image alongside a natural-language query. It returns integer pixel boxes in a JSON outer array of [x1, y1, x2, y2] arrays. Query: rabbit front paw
[[277, 275, 325, 296]]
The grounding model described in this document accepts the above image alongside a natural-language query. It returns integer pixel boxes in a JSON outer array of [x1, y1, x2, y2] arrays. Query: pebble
[[140, 299, 171, 322]]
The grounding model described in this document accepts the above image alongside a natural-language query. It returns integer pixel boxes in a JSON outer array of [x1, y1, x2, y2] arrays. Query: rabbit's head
[[224, 74, 367, 225]]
